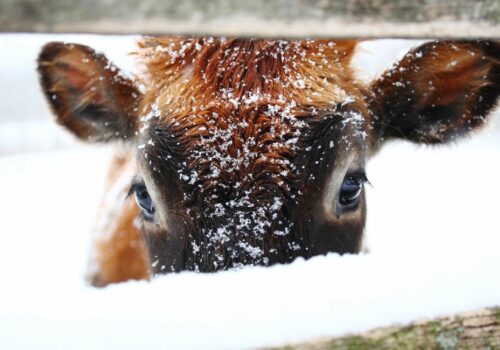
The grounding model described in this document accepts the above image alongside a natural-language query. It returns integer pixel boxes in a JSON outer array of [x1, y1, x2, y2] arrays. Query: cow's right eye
[[133, 183, 155, 220], [339, 173, 367, 210]]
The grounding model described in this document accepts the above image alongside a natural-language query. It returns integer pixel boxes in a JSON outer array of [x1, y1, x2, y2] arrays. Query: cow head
[[38, 38, 500, 274]]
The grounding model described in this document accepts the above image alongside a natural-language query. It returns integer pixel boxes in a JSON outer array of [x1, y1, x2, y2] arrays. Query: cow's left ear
[[368, 40, 500, 146], [38, 42, 141, 142]]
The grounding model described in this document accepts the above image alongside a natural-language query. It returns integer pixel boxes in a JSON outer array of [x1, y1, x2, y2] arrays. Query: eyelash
[[127, 178, 144, 199]]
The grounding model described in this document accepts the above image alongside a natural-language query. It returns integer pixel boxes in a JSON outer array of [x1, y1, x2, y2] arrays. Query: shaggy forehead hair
[[137, 37, 363, 101], [136, 37, 369, 172]]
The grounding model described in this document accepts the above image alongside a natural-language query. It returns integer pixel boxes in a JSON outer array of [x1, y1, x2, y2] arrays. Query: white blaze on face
[[92, 153, 137, 242], [87, 149, 138, 277]]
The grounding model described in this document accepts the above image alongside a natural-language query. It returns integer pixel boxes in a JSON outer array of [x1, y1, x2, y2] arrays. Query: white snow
[[0, 34, 499, 350]]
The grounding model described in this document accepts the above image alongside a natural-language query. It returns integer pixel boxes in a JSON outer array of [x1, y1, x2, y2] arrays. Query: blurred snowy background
[[0, 34, 499, 349]]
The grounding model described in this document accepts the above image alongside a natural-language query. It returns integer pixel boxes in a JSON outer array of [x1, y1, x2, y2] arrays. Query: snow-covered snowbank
[[0, 34, 499, 350]]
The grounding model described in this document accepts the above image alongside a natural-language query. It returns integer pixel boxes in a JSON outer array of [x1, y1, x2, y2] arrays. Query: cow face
[[38, 38, 500, 274]]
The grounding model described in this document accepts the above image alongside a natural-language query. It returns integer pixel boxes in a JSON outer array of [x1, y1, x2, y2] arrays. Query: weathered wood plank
[[265, 307, 500, 350], [1, 0, 500, 38]]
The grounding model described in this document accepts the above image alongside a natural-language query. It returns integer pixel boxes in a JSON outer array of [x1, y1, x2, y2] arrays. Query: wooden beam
[[1, 0, 500, 38], [266, 307, 500, 350]]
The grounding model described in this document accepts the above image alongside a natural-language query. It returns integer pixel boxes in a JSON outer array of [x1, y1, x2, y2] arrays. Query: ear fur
[[37, 42, 141, 142], [368, 40, 500, 146]]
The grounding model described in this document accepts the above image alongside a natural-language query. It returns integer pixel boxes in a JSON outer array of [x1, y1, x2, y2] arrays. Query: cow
[[37, 38, 500, 287]]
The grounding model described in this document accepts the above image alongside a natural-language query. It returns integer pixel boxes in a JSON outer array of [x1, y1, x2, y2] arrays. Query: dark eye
[[339, 174, 366, 209], [133, 183, 155, 220]]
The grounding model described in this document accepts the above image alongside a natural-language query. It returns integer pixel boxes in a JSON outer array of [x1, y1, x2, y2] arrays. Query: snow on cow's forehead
[[135, 37, 369, 137], [135, 38, 369, 202]]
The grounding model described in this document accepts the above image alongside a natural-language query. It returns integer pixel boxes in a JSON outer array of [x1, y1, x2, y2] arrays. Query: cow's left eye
[[339, 174, 366, 209], [133, 183, 155, 220]]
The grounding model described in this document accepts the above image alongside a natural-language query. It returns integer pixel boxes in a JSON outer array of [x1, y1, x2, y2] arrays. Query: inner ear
[[38, 42, 141, 142]]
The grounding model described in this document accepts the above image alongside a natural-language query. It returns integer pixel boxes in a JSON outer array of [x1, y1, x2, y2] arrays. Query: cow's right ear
[[37, 42, 141, 142]]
